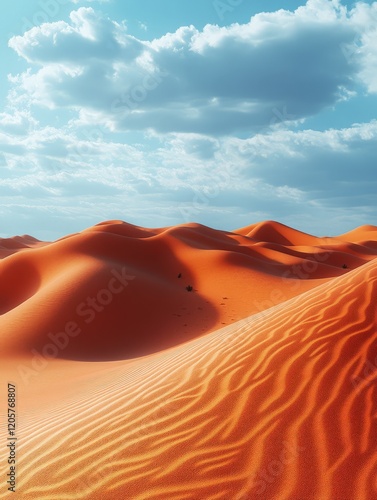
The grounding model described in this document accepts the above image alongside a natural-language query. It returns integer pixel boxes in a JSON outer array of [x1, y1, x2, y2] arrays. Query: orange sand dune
[[1, 220, 376, 360], [338, 224, 377, 250], [1, 220, 377, 499], [235, 219, 327, 246], [0, 235, 47, 258]]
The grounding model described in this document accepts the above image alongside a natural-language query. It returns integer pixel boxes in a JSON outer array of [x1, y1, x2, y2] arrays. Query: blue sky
[[1, 0, 376, 240]]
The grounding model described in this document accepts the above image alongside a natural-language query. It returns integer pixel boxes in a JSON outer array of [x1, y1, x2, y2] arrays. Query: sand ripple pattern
[[1, 258, 376, 499]]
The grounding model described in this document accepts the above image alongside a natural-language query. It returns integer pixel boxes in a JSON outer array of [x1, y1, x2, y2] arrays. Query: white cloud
[[352, 3, 377, 93], [0, 110, 38, 135], [3, 1, 377, 239], [2, 116, 375, 236], [8, 2, 376, 135]]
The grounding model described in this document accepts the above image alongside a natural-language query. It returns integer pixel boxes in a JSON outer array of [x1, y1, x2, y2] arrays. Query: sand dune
[[0, 235, 47, 259], [1, 220, 377, 499]]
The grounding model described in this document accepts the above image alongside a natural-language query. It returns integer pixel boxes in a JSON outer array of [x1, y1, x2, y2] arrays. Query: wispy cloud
[[0, 116, 376, 237]]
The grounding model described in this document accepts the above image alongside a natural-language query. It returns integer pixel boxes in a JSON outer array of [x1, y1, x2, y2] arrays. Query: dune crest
[[1, 220, 377, 499], [0, 235, 47, 258], [1, 220, 376, 360]]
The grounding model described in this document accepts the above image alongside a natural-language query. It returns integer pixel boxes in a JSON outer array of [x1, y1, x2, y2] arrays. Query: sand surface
[[1, 220, 376, 499]]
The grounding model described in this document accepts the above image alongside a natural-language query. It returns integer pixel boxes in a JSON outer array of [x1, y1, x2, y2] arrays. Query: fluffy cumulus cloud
[[8, 1, 377, 135], [0, 110, 38, 135], [349, 1, 377, 93]]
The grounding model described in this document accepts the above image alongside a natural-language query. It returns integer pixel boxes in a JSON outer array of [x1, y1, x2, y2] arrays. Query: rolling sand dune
[[0, 235, 47, 259], [1, 220, 377, 499]]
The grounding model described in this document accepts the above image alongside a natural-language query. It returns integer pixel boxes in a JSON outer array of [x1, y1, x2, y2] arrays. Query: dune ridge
[[0, 235, 47, 258], [1, 220, 376, 360], [1, 220, 377, 499]]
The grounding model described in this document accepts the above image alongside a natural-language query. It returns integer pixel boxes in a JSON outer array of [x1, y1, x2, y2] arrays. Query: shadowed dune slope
[[338, 224, 377, 250], [0, 244, 376, 499], [1, 220, 377, 360]]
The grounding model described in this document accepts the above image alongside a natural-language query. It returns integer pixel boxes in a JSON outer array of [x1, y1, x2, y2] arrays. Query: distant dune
[[1, 220, 376, 499], [0, 235, 47, 259]]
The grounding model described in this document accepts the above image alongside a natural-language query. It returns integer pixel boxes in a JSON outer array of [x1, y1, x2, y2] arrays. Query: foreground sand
[[1, 220, 377, 499]]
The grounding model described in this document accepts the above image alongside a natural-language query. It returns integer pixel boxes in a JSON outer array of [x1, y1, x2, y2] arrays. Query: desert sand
[[0, 220, 376, 499]]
